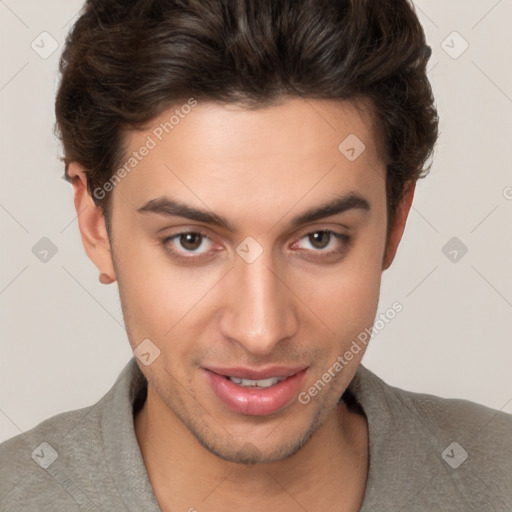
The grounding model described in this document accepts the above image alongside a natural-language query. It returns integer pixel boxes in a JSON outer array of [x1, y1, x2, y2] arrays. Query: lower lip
[[203, 369, 308, 416]]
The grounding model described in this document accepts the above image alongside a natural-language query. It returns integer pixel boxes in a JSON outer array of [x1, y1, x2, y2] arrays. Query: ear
[[382, 181, 416, 270], [67, 162, 116, 283]]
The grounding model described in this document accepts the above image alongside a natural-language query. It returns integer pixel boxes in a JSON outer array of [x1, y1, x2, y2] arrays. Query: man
[[1, 0, 510, 510]]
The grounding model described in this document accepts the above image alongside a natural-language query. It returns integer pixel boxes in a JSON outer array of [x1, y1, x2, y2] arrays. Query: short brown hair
[[55, 0, 439, 232]]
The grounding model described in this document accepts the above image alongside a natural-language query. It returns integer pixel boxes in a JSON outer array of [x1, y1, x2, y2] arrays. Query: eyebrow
[[136, 192, 371, 232]]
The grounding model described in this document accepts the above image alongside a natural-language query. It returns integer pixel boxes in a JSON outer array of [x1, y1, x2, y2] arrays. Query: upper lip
[[204, 365, 308, 380]]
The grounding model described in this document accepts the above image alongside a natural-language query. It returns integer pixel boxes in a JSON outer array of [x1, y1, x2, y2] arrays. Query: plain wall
[[1, 0, 511, 443]]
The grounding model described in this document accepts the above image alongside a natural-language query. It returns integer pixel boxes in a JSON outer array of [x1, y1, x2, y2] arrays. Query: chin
[[191, 414, 323, 465]]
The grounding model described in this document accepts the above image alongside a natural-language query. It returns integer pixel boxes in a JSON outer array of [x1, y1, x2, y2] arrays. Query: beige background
[[1, 0, 511, 443]]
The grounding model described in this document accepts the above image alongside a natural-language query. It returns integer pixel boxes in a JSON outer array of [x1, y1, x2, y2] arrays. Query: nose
[[219, 246, 299, 356]]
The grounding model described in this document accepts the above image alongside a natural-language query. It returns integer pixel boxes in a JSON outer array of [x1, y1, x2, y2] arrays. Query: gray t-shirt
[[1, 358, 511, 511]]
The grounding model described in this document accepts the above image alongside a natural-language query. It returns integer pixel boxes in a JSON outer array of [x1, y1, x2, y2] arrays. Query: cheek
[[301, 232, 385, 340], [114, 233, 223, 348], [112, 231, 182, 343], [300, 267, 381, 343]]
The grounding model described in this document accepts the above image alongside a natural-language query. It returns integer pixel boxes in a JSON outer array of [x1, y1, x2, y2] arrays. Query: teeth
[[229, 376, 285, 388]]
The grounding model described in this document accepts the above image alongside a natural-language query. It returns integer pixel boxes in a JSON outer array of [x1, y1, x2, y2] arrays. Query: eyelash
[[159, 229, 352, 264]]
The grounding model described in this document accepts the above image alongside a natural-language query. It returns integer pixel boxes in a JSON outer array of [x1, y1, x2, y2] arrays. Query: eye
[[160, 231, 217, 262], [160, 229, 352, 264], [291, 230, 352, 262]]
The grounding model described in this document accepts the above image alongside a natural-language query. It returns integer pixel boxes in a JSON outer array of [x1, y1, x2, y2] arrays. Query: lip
[[202, 366, 308, 416]]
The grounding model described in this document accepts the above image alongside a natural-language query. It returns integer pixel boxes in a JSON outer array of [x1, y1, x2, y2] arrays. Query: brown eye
[[179, 232, 204, 251], [160, 231, 216, 263], [292, 230, 352, 263], [308, 231, 331, 249]]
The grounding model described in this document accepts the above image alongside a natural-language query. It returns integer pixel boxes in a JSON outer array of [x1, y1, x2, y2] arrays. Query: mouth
[[227, 375, 286, 388], [202, 365, 308, 416]]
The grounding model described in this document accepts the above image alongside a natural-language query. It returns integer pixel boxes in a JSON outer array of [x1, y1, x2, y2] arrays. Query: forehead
[[113, 97, 386, 223]]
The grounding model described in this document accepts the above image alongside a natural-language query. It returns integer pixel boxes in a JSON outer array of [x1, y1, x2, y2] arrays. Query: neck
[[134, 385, 369, 512]]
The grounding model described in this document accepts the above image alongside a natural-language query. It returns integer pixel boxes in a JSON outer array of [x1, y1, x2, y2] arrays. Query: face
[[107, 97, 389, 463]]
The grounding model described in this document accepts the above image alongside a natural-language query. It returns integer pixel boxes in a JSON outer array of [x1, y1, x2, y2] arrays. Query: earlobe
[[382, 181, 416, 270], [67, 162, 117, 284]]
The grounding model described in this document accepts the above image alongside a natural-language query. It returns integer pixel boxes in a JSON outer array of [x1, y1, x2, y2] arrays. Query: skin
[[68, 97, 415, 511]]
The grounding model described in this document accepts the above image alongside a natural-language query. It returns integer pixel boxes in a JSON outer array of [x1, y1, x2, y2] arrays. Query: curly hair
[[55, 0, 439, 232]]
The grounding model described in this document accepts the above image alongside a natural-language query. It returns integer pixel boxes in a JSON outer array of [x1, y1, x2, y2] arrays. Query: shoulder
[[386, 376, 512, 450], [396, 383, 512, 508], [0, 359, 144, 511], [0, 405, 99, 511], [355, 364, 512, 447], [352, 365, 512, 510]]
